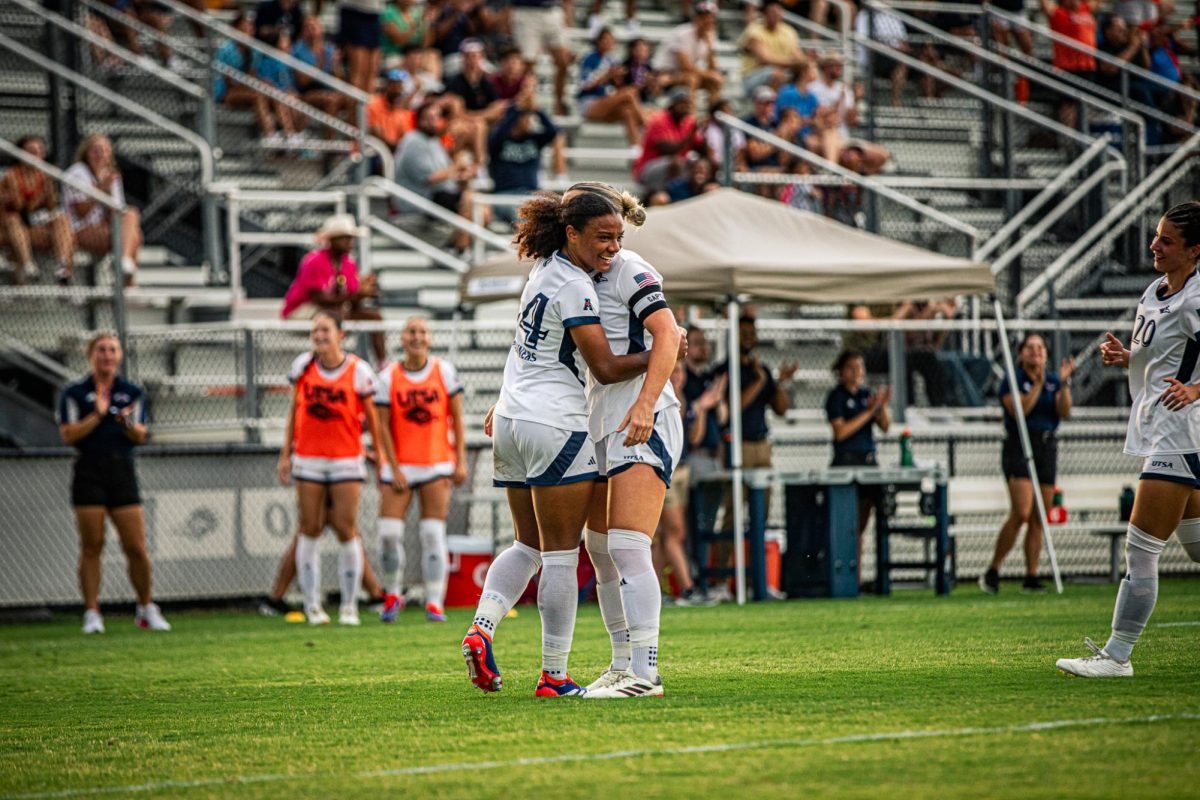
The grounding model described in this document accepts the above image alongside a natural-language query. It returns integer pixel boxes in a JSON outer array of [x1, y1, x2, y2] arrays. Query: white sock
[[1176, 517, 1200, 562], [295, 534, 321, 611], [419, 518, 448, 608], [608, 528, 660, 681], [472, 540, 541, 638], [1105, 524, 1166, 662], [538, 547, 579, 680], [338, 538, 363, 612], [586, 528, 631, 671], [378, 517, 406, 596]]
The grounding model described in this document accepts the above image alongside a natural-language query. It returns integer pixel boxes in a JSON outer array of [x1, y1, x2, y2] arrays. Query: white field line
[[1156, 621, 1200, 627], [4, 713, 1199, 800]]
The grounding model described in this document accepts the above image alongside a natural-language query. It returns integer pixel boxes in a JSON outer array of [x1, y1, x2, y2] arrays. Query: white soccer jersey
[[495, 252, 602, 431], [585, 249, 680, 441], [1124, 270, 1200, 456]]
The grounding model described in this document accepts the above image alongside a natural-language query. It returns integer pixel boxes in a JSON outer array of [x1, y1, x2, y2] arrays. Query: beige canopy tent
[[462, 188, 1062, 599]]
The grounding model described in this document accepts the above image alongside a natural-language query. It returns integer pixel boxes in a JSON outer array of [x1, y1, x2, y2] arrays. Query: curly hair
[[566, 181, 647, 227], [512, 191, 624, 261], [1163, 201, 1200, 248]]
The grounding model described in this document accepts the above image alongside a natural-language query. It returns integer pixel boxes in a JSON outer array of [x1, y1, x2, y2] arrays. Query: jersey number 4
[[1133, 314, 1157, 347], [520, 293, 551, 350]]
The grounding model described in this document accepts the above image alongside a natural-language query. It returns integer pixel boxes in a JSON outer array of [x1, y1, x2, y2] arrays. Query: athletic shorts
[[338, 6, 381, 49], [512, 6, 568, 59], [1002, 431, 1058, 486], [292, 454, 367, 484], [72, 455, 141, 508], [595, 409, 683, 488], [492, 415, 598, 488], [1140, 453, 1200, 488], [380, 461, 455, 488]]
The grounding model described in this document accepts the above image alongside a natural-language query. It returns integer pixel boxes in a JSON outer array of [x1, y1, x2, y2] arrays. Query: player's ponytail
[[567, 181, 646, 228], [1164, 201, 1200, 253], [513, 191, 622, 261]]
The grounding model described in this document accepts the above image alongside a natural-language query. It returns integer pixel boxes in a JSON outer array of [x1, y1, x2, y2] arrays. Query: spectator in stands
[[701, 97, 747, 175], [395, 101, 483, 255], [255, 0, 306, 40], [338, 0, 385, 93], [292, 16, 349, 129], [980, 334, 1074, 595], [825, 349, 892, 586], [253, 26, 306, 147], [633, 87, 704, 194], [587, 0, 638, 36], [85, 0, 145, 65], [649, 154, 720, 206], [487, 80, 559, 213], [990, 0, 1036, 102], [1, 135, 76, 285], [623, 37, 661, 104], [779, 157, 823, 214], [1113, 0, 1164, 28], [739, 1, 806, 95], [1040, 0, 1097, 130], [509, 0, 573, 115], [855, 6, 911, 107], [1097, 15, 1151, 96], [811, 51, 891, 174], [491, 45, 533, 101], [382, 0, 435, 62], [780, 0, 830, 27], [214, 13, 282, 142], [1146, 19, 1199, 139], [281, 213, 387, 364], [64, 134, 142, 287], [742, 86, 785, 177], [368, 68, 418, 151], [59, 332, 170, 635], [431, 0, 492, 74], [845, 300, 950, 405], [445, 38, 506, 123], [577, 28, 649, 146], [652, 1, 724, 99]]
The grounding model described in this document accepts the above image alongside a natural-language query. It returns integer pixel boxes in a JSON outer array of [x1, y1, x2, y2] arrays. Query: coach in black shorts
[[58, 332, 169, 634]]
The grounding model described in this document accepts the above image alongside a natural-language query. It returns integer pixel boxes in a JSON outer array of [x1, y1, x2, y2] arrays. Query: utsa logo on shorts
[[303, 383, 349, 421]]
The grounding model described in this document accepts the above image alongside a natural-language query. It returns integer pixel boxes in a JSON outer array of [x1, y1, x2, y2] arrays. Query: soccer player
[[1057, 202, 1200, 677], [566, 183, 682, 699], [374, 316, 467, 623], [277, 311, 402, 626], [460, 191, 666, 697]]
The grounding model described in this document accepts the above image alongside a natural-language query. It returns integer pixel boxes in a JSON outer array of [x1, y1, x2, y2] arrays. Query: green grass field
[[2, 581, 1199, 800]]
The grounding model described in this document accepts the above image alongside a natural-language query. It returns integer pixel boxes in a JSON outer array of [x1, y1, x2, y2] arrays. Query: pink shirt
[[634, 110, 699, 180], [281, 248, 361, 318]]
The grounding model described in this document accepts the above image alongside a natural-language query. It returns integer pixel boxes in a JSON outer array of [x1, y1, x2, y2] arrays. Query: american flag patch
[[633, 272, 658, 289]]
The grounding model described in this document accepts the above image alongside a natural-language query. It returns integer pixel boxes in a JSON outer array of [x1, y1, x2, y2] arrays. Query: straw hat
[[316, 214, 365, 239]]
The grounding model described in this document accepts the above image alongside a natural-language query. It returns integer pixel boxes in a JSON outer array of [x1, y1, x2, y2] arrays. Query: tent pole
[[994, 299, 1064, 594], [728, 298, 746, 606]]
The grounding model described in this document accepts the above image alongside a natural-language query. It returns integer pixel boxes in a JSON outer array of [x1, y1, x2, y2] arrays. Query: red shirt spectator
[[1044, 0, 1097, 73], [633, 89, 702, 183], [282, 245, 361, 318]]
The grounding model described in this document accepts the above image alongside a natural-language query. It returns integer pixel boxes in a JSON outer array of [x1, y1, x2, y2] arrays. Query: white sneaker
[[120, 257, 137, 277], [584, 667, 626, 693], [1056, 638, 1133, 678], [338, 607, 360, 626], [583, 669, 664, 699], [135, 603, 171, 631], [306, 606, 331, 626], [82, 609, 105, 634]]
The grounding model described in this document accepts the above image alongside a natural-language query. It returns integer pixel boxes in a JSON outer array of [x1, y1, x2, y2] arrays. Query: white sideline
[[1156, 621, 1200, 628], [4, 713, 1198, 800]]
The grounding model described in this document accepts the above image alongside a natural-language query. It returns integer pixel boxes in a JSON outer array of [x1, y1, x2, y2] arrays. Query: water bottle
[[899, 428, 914, 468], [1119, 486, 1135, 522]]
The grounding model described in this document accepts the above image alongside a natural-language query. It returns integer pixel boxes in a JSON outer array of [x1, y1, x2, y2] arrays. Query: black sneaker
[[258, 596, 293, 616], [1021, 576, 1048, 594], [677, 587, 718, 607], [977, 568, 999, 595]]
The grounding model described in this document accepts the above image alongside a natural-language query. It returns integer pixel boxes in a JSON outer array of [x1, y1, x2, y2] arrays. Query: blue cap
[[386, 68, 409, 82]]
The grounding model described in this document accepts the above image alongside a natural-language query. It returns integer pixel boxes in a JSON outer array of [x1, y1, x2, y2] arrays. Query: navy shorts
[[72, 456, 141, 508], [338, 6, 381, 50]]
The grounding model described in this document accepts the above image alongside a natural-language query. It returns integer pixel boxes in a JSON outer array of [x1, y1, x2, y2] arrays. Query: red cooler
[[445, 535, 495, 608]]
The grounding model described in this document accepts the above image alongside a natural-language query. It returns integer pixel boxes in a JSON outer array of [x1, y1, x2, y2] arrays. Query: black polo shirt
[[57, 375, 146, 459], [825, 384, 877, 457]]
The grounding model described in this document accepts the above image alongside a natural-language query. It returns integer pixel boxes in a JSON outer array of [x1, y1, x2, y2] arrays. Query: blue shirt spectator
[[213, 39, 249, 103], [253, 50, 297, 93], [577, 49, 617, 101], [292, 39, 336, 75]]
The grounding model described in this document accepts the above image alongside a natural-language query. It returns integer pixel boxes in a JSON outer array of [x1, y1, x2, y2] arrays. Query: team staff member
[[824, 349, 891, 585], [980, 334, 1074, 595], [58, 333, 170, 634], [277, 311, 402, 626], [1058, 202, 1200, 677], [375, 316, 467, 624]]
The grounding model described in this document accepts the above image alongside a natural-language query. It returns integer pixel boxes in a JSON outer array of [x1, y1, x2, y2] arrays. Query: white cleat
[[583, 669, 664, 699], [584, 667, 625, 693], [82, 609, 105, 634], [306, 606, 331, 626], [135, 603, 171, 631], [1056, 637, 1133, 678], [338, 607, 361, 626]]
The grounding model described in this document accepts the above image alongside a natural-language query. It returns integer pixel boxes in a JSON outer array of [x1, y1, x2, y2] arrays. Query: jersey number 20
[[1133, 314, 1157, 347]]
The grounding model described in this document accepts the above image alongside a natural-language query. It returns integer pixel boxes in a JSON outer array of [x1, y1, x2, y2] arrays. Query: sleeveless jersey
[[585, 248, 680, 441], [1124, 270, 1200, 456], [375, 357, 463, 465], [495, 252, 602, 431], [289, 352, 376, 459]]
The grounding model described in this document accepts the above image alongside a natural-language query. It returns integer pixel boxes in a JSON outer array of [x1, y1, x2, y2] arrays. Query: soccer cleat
[[462, 625, 502, 693], [379, 593, 405, 623], [1021, 576, 1048, 594], [305, 606, 331, 626], [338, 607, 361, 626], [583, 669, 664, 699], [1056, 638, 1133, 678], [135, 603, 171, 631], [584, 667, 625, 693], [258, 596, 293, 617], [978, 568, 999, 595], [534, 671, 587, 697], [425, 602, 447, 623], [82, 609, 105, 634]]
